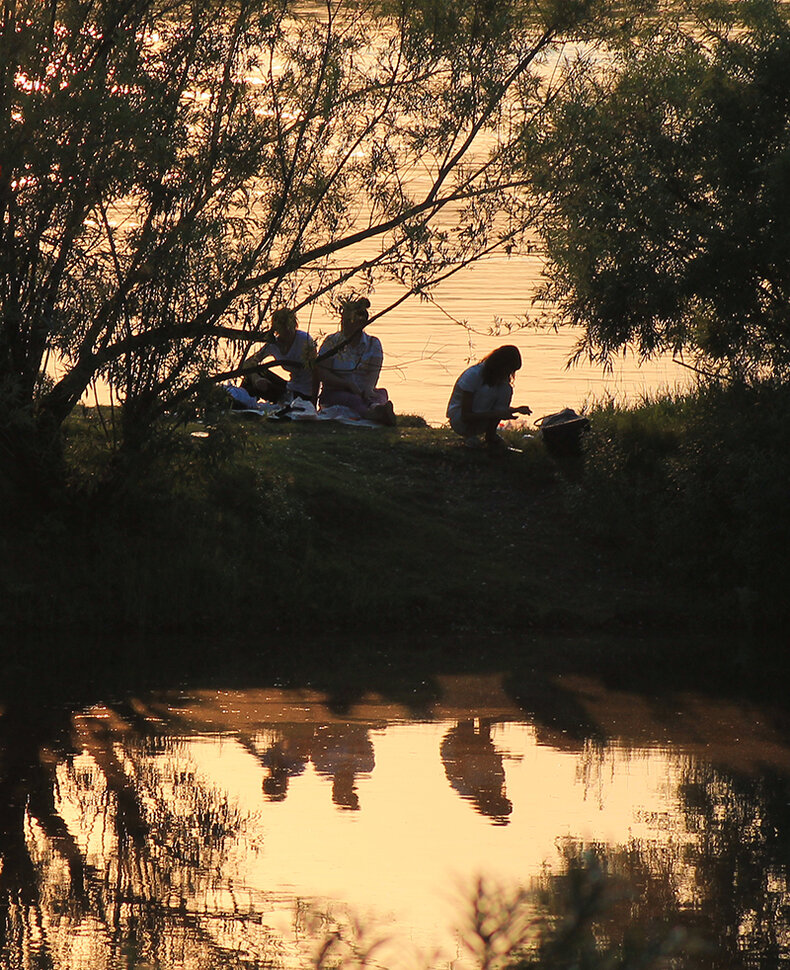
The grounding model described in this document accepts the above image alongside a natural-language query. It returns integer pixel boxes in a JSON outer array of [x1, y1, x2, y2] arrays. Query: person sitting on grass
[[446, 345, 531, 450], [316, 297, 396, 426], [241, 307, 318, 404]]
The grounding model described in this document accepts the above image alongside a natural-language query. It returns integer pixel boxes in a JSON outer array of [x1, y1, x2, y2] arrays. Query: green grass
[[0, 411, 658, 640], [3, 380, 789, 644], [578, 380, 790, 633]]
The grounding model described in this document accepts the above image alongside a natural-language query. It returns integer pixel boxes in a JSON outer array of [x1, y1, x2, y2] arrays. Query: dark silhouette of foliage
[[0, 0, 609, 482], [525, 0, 790, 381]]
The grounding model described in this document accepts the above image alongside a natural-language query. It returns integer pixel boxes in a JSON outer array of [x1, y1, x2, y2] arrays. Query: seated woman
[[241, 307, 317, 404], [316, 297, 396, 426], [446, 345, 531, 449]]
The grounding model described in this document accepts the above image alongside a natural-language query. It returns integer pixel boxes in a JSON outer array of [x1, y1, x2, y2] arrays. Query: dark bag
[[536, 408, 590, 456]]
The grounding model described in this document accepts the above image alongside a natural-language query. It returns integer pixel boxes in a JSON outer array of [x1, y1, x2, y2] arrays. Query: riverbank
[[2, 381, 788, 654], [0, 416, 662, 641]]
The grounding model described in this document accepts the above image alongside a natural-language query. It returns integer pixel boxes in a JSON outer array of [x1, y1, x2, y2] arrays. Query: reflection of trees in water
[[675, 763, 790, 969], [0, 698, 381, 968], [3, 683, 790, 969], [440, 719, 512, 825], [507, 669, 790, 967], [496, 847, 693, 970], [526, 765, 790, 970], [0, 702, 280, 969]]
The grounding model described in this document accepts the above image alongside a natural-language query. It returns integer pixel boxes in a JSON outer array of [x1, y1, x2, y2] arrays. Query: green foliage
[[2, 413, 636, 637], [0, 0, 610, 475], [577, 380, 790, 630], [0, 410, 311, 633], [526, 0, 790, 380], [9, 380, 789, 639]]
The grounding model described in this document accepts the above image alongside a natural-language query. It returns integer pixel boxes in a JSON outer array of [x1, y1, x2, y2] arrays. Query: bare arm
[[242, 329, 277, 370], [460, 391, 531, 423]]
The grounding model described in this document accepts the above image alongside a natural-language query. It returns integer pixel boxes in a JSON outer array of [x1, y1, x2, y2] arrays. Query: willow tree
[[523, 0, 790, 381], [0, 0, 610, 481]]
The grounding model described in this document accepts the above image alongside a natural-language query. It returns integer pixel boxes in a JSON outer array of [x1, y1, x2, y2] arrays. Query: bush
[[578, 381, 790, 631]]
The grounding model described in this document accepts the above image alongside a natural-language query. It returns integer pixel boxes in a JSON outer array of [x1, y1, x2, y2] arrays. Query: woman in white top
[[317, 298, 396, 426], [447, 345, 531, 448], [242, 307, 318, 403]]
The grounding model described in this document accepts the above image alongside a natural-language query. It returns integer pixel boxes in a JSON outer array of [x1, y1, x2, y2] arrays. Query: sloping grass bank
[[2, 381, 788, 642], [573, 380, 790, 636]]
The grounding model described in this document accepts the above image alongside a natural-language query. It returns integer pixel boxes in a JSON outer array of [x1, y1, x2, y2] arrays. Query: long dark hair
[[481, 345, 521, 386]]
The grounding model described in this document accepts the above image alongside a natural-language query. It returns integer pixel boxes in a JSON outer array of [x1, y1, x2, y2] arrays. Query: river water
[[75, 251, 693, 426], [298, 253, 695, 426], [5, 658, 789, 970]]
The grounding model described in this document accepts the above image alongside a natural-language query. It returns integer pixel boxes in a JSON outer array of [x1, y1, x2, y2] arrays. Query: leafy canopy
[[0, 0, 610, 461], [525, 0, 790, 380]]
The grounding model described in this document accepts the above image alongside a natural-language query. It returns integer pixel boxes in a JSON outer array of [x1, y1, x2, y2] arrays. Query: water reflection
[[440, 720, 512, 825], [255, 724, 316, 801], [2, 672, 790, 968], [253, 723, 375, 810]]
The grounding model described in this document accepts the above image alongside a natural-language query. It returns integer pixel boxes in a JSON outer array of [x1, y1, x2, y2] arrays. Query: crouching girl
[[447, 345, 531, 450]]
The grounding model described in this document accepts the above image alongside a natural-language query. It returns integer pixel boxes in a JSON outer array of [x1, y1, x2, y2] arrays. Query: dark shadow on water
[[5, 625, 788, 716]]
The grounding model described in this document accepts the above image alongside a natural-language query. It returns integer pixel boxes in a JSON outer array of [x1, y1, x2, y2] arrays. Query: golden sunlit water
[[71, 253, 694, 425], [295, 254, 694, 426], [14, 672, 790, 970]]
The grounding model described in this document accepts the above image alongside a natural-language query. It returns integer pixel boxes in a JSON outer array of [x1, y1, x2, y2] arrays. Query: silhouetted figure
[[240, 307, 318, 404], [311, 724, 375, 811], [446, 345, 531, 451], [317, 297, 396, 425], [256, 725, 315, 801], [440, 719, 512, 824]]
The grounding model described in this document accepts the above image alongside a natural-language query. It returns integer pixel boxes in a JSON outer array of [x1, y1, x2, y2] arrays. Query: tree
[[0, 0, 607, 484], [524, 0, 790, 381]]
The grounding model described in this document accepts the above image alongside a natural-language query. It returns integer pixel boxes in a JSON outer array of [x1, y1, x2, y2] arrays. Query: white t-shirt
[[446, 363, 513, 430], [319, 331, 383, 395], [260, 330, 316, 398]]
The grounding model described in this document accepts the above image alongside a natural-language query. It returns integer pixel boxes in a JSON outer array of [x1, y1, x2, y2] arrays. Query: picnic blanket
[[226, 385, 384, 428]]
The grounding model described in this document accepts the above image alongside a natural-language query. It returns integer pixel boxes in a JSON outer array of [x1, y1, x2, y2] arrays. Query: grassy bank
[[2, 381, 788, 644]]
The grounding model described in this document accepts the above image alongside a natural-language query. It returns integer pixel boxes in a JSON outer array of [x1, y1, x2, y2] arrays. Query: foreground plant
[[308, 855, 695, 970]]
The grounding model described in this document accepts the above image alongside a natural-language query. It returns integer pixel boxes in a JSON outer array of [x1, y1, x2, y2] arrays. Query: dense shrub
[[579, 381, 790, 631]]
